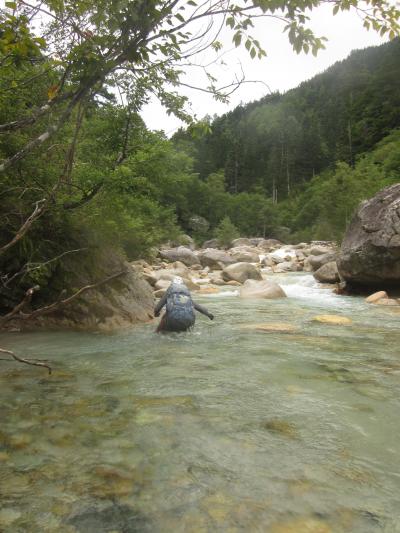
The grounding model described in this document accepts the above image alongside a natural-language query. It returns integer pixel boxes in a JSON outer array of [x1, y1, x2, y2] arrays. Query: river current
[[0, 273, 399, 532]]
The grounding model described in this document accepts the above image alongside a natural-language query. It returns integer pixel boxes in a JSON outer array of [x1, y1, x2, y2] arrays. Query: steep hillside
[[174, 39, 400, 201]]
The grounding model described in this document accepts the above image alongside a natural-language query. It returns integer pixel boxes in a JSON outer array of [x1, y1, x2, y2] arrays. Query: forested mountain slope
[[174, 38, 400, 201]]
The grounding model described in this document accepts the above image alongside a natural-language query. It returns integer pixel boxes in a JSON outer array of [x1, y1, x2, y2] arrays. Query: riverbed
[[1, 273, 399, 532]]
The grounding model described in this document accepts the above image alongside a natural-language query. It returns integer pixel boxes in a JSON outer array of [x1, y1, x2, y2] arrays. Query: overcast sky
[[140, 4, 389, 136]]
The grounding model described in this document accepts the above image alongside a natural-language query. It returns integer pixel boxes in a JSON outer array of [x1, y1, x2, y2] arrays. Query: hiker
[[155, 277, 214, 332]]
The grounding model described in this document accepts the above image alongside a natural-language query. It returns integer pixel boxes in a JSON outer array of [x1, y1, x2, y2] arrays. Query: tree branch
[[0, 347, 52, 374], [18, 270, 128, 320]]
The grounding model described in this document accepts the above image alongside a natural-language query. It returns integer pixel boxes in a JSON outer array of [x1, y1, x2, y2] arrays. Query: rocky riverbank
[[135, 236, 400, 311]]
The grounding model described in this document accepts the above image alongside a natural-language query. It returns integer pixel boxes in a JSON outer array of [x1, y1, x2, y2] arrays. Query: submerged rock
[[262, 419, 299, 439], [313, 315, 352, 325], [67, 504, 148, 533], [269, 517, 332, 533], [242, 322, 299, 333]]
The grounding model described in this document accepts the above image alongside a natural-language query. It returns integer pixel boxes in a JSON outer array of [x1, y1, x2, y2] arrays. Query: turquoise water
[[0, 273, 399, 532]]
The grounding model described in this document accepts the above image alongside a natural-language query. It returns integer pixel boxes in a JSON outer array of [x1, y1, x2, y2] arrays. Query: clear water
[[1, 273, 400, 533]]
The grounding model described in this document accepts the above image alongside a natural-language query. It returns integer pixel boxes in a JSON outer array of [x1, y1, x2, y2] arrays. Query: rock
[[308, 252, 337, 270], [159, 246, 200, 266], [365, 291, 388, 303], [167, 260, 191, 275], [257, 238, 282, 251], [0, 508, 22, 527], [239, 279, 287, 299], [273, 261, 294, 273], [262, 419, 298, 439], [142, 271, 158, 286], [23, 249, 154, 332], [338, 184, 400, 288], [202, 238, 219, 249], [309, 244, 334, 256], [242, 322, 299, 333], [249, 238, 265, 246], [261, 255, 275, 267], [313, 262, 340, 283], [222, 263, 262, 284], [153, 288, 166, 298], [225, 280, 241, 286], [230, 249, 260, 263], [154, 278, 171, 291], [67, 504, 147, 533], [198, 249, 235, 269], [230, 237, 252, 247], [270, 517, 332, 533], [196, 287, 220, 294], [375, 297, 399, 305], [313, 315, 352, 325]]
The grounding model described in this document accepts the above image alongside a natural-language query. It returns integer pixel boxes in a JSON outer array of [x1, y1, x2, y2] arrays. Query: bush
[[214, 216, 239, 248]]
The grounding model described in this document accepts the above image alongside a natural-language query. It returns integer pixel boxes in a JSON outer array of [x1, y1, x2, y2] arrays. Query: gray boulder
[[230, 248, 260, 263], [313, 262, 340, 283], [230, 238, 252, 248], [273, 261, 294, 273], [257, 239, 282, 251], [159, 246, 200, 267], [199, 248, 235, 269], [222, 262, 262, 284], [338, 184, 400, 288], [307, 252, 337, 271], [202, 238, 219, 249], [239, 279, 287, 299]]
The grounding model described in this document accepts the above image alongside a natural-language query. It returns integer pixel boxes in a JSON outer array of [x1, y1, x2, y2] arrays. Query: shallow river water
[[1, 273, 400, 533]]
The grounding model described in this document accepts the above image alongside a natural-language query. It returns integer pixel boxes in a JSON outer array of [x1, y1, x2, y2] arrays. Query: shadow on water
[[1, 274, 400, 532]]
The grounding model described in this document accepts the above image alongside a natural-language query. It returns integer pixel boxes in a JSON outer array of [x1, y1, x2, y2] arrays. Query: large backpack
[[166, 291, 195, 325]]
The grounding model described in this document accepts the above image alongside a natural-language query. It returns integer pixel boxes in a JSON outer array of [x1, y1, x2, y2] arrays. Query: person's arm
[[154, 292, 168, 316], [193, 301, 214, 320]]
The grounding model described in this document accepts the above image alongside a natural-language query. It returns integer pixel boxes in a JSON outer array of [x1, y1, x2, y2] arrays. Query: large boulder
[[313, 261, 340, 283], [230, 238, 252, 248], [257, 239, 282, 251], [307, 252, 337, 271], [159, 246, 200, 267], [230, 247, 260, 263], [337, 184, 400, 288], [239, 279, 287, 299], [202, 238, 219, 249], [198, 248, 235, 269], [222, 262, 262, 284]]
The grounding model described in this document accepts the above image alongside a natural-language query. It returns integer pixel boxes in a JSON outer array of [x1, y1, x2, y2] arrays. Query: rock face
[[222, 263, 262, 284], [27, 249, 154, 331], [159, 246, 200, 266], [338, 184, 400, 288], [239, 279, 287, 299]]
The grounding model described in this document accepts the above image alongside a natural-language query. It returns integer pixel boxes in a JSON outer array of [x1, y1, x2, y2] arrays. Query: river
[[0, 273, 399, 532]]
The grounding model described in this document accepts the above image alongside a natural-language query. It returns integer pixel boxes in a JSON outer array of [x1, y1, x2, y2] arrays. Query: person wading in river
[[155, 276, 214, 333]]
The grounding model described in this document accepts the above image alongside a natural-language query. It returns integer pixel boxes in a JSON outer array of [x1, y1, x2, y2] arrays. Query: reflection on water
[[0, 274, 400, 532]]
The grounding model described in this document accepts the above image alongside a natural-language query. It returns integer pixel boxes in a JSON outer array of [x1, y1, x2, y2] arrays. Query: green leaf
[[5, 1, 17, 8]]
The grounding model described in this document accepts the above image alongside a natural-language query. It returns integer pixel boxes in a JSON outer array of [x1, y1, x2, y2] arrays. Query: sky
[[140, 4, 389, 136]]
